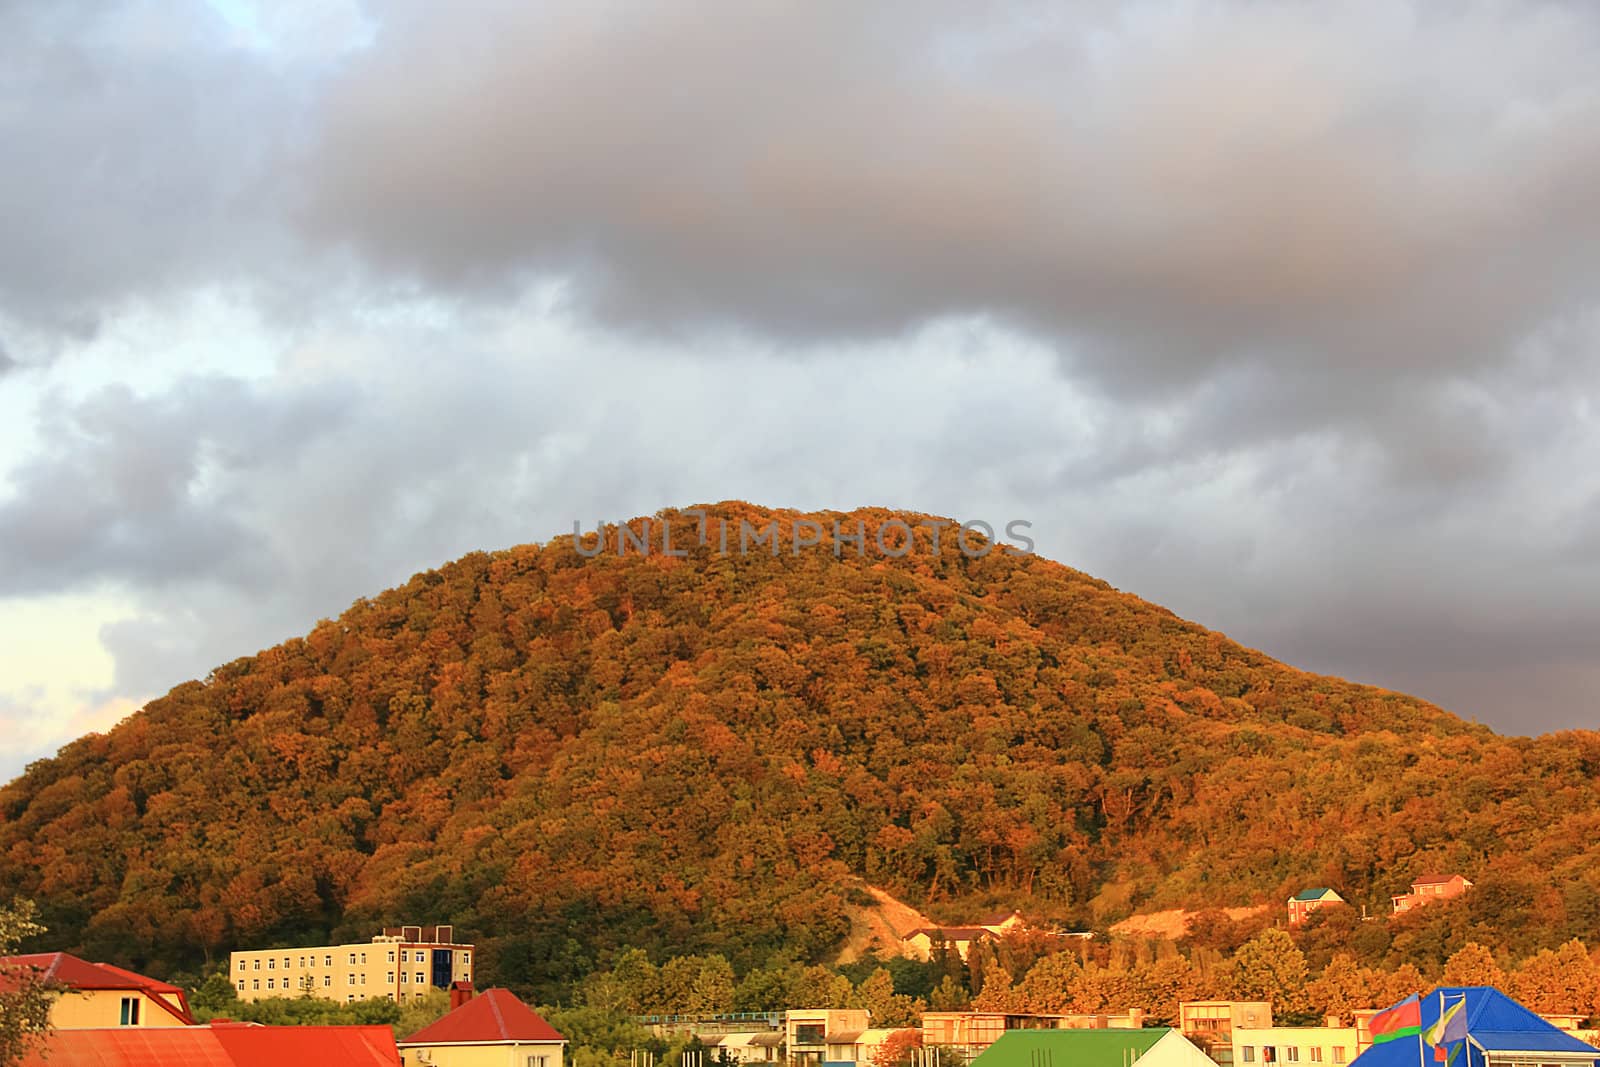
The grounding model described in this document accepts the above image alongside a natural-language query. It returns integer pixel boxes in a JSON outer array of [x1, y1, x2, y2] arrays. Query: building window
[[325, 955, 332, 967], [387, 972, 395, 983], [299, 956, 306, 968], [1311, 1050, 1323, 1063], [252, 979, 260, 990], [360, 974, 367, 985], [1286, 1049, 1299, 1063], [237, 980, 244, 991], [253, 959, 261, 970], [268, 958, 275, 969], [348, 974, 356, 986], [462, 952, 471, 965], [267, 978, 275, 990], [349, 953, 356, 964], [1243, 1049, 1255, 1063], [387, 993, 394, 1001], [323, 976, 332, 988], [119, 998, 141, 1026], [388, 951, 396, 963], [400, 972, 408, 984], [347, 995, 354, 1003], [237, 960, 245, 972], [283, 957, 290, 969], [530, 1057, 550, 1067], [400, 950, 408, 963], [1333, 1052, 1346, 1064], [360, 953, 367, 964], [415, 972, 425, 985]]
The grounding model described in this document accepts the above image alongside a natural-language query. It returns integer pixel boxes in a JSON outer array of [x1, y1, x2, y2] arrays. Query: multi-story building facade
[[922, 1010, 1147, 1059], [1233, 1025, 1360, 1067], [1178, 1001, 1273, 1066], [229, 924, 473, 1004]]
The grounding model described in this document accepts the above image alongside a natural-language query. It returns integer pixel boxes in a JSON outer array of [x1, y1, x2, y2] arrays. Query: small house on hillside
[[1391, 875, 1472, 914], [1287, 888, 1345, 926]]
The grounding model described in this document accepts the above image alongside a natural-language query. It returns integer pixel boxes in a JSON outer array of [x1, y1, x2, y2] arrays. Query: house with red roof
[[1392, 874, 1473, 914], [398, 986, 566, 1067], [16, 1021, 401, 1067], [0, 951, 194, 1029]]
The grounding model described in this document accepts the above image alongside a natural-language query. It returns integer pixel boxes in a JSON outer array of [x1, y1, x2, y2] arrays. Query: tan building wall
[[49, 988, 189, 1029], [230, 936, 473, 1005], [398, 1039, 563, 1067], [1179, 1001, 1273, 1067], [1233, 1026, 1359, 1067]]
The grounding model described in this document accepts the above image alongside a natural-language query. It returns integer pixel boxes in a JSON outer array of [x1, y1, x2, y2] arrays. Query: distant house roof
[[402, 988, 565, 1046], [18, 1023, 400, 1067], [1350, 988, 1598, 1067], [909, 926, 992, 941], [1290, 888, 1341, 902], [1411, 874, 1468, 886], [0, 952, 193, 1024]]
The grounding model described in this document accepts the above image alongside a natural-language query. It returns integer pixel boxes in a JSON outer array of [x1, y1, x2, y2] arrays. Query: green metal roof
[[1291, 887, 1337, 901], [971, 1029, 1168, 1067]]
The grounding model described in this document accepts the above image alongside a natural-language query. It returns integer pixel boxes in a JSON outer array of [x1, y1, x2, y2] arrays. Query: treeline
[[1, 504, 1598, 1004], [566, 926, 1600, 1029]]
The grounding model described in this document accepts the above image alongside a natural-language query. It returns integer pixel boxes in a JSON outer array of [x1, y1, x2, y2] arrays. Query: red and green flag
[[1371, 994, 1423, 1044]]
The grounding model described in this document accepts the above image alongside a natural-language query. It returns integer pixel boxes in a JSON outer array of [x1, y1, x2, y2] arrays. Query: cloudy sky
[[4, 0, 1599, 778]]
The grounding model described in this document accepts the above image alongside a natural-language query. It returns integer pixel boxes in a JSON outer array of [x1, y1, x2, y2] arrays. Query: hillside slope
[[4, 503, 1599, 996]]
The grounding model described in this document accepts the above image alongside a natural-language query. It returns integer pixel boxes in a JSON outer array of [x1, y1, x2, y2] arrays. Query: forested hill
[[3, 503, 1599, 997]]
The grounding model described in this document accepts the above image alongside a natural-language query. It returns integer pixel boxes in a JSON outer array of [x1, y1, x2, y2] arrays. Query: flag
[[1371, 995, 1423, 1044], [1424, 997, 1468, 1049]]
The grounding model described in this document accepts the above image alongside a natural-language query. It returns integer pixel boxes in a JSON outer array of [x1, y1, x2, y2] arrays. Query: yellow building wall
[[229, 940, 474, 1004], [398, 1040, 564, 1067], [50, 989, 187, 1029]]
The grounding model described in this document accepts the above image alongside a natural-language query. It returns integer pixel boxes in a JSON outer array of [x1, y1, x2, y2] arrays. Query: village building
[[0, 951, 194, 1028], [398, 986, 566, 1067], [1391, 875, 1473, 914], [1178, 1002, 1274, 1066], [786, 1009, 873, 1066], [901, 910, 1030, 962], [1349, 987, 1598, 1067], [969, 1026, 1215, 1067], [922, 1010, 1147, 1059], [228, 924, 473, 1004], [1287, 889, 1346, 926], [1233, 1023, 1361, 1067]]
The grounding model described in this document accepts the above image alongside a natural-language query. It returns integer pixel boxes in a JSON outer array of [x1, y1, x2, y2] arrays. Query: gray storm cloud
[[301, 1, 1600, 401], [1, 0, 1599, 771]]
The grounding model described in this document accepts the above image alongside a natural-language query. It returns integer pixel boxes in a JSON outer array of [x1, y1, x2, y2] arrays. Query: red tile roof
[[16, 1024, 399, 1067], [0, 953, 193, 1024], [1412, 874, 1463, 886], [403, 988, 565, 1045]]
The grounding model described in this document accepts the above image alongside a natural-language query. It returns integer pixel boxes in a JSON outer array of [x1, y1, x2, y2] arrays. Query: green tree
[[0, 899, 50, 1067], [1441, 943, 1504, 990], [1233, 929, 1312, 1020]]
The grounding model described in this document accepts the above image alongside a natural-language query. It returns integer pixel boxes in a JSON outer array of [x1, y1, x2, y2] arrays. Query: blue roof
[[1351, 988, 1597, 1067]]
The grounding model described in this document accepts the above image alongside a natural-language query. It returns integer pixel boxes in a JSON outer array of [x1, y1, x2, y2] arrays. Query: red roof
[[0, 953, 193, 1024], [1412, 874, 1464, 886], [403, 988, 565, 1045], [17, 1024, 399, 1067]]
